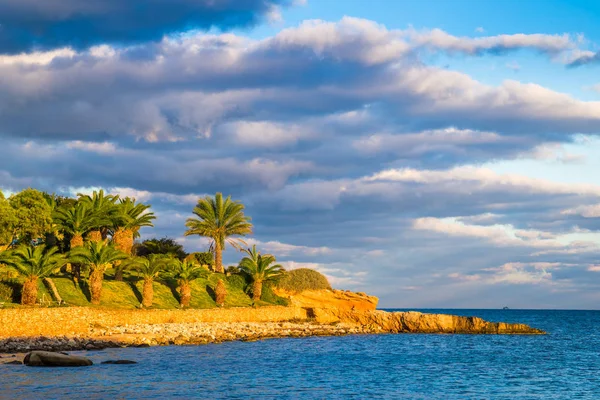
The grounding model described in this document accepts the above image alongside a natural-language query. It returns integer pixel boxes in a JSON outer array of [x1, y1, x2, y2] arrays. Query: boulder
[[23, 351, 93, 367], [101, 360, 137, 364]]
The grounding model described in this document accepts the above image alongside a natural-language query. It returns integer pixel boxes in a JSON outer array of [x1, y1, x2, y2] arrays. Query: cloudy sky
[[3, 0, 600, 308]]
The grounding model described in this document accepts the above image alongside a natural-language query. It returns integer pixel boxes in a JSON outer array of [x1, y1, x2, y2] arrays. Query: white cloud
[[366, 166, 600, 196]]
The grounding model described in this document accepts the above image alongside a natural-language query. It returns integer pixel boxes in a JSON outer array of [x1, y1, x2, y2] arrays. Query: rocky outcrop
[[275, 288, 379, 312], [23, 351, 93, 367], [308, 309, 544, 334]]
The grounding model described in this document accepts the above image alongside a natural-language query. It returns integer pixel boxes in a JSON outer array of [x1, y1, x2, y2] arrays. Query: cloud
[[0, 0, 290, 54]]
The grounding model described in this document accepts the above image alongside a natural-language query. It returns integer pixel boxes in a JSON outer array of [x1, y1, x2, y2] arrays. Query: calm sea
[[1, 309, 599, 399]]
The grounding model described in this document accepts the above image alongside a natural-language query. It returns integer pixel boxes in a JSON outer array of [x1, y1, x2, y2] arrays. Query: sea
[[1, 309, 599, 399]]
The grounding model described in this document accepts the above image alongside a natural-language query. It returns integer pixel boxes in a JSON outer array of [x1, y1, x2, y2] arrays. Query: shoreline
[[0, 320, 376, 358]]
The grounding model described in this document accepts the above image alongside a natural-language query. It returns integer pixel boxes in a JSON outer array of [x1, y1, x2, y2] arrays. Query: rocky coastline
[[0, 290, 545, 360]]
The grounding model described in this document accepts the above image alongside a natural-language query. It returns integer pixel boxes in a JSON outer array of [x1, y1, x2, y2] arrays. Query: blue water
[[1, 309, 599, 399]]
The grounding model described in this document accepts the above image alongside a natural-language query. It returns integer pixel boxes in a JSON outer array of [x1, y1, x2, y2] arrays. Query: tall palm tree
[[70, 241, 128, 305], [110, 198, 155, 281], [184, 193, 253, 273], [166, 259, 206, 308], [238, 245, 283, 302], [2, 246, 67, 305], [124, 255, 168, 308], [78, 190, 118, 242]]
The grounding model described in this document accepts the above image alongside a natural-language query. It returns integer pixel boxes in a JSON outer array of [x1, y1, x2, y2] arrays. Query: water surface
[[1, 309, 598, 399]]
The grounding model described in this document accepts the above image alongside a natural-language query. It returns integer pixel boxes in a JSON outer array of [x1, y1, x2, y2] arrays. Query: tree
[[184, 193, 253, 273], [78, 190, 118, 242], [124, 255, 168, 308], [238, 245, 283, 302], [136, 238, 187, 260], [2, 246, 67, 305], [184, 252, 214, 269], [53, 202, 97, 250], [70, 241, 128, 305], [110, 198, 155, 281], [0, 191, 17, 250], [9, 188, 53, 244], [166, 259, 206, 308]]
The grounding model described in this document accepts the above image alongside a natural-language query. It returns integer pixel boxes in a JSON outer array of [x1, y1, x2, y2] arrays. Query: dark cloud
[[0, 0, 289, 54]]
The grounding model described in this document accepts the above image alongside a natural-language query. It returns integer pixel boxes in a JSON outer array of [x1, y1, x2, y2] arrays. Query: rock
[[3, 360, 22, 365], [23, 351, 93, 367], [101, 360, 137, 364]]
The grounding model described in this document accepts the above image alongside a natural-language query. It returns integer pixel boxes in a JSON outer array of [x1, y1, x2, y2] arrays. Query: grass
[[1, 271, 272, 309]]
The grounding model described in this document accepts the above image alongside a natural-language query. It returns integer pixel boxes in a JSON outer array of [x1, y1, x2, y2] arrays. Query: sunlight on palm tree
[[2, 246, 67, 305], [184, 193, 252, 273], [166, 258, 207, 307], [238, 245, 283, 302], [124, 255, 169, 307]]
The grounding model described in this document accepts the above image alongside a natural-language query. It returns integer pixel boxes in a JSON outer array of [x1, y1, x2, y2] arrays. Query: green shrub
[[0, 280, 20, 303], [261, 283, 290, 306], [226, 273, 247, 290], [276, 268, 331, 293]]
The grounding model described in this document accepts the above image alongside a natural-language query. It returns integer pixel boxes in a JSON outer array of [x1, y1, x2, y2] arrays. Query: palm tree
[[238, 245, 283, 302], [184, 193, 253, 273], [53, 202, 97, 250], [78, 190, 118, 242], [124, 255, 168, 308], [70, 241, 128, 305], [166, 259, 206, 308], [110, 198, 156, 281], [2, 246, 67, 305]]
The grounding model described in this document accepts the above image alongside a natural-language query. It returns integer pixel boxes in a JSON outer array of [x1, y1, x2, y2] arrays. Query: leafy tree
[[2, 246, 67, 305], [124, 255, 169, 308], [110, 198, 155, 281], [70, 241, 128, 305], [0, 191, 17, 249], [9, 188, 53, 244], [136, 238, 187, 260], [78, 190, 118, 242], [184, 193, 253, 273], [166, 259, 207, 307], [238, 245, 283, 302], [184, 251, 214, 269]]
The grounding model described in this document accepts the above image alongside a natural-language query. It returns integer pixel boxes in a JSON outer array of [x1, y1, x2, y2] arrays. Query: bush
[[276, 268, 331, 293], [226, 274, 247, 290], [261, 283, 290, 306], [0, 280, 20, 303]]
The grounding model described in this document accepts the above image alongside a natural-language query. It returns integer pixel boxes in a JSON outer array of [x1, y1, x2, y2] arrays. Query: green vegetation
[[1, 246, 68, 305], [276, 268, 332, 293], [184, 192, 253, 273], [238, 245, 284, 302], [0, 188, 329, 309]]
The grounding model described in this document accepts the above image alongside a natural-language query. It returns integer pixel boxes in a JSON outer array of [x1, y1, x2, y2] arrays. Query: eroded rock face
[[23, 351, 93, 367], [275, 289, 379, 312], [310, 309, 545, 334]]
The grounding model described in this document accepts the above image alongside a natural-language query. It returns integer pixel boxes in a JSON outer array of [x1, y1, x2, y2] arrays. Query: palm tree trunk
[[214, 241, 223, 273], [87, 230, 102, 242], [179, 283, 191, 308], [142, 278, 154, 308], [21, 277, 38, 306], [70, 234, 84, 282], [252, 280, 263, 302], [113, 228, 133, 282], [89, 269, 104, 305], [113, 228, 134, 254]]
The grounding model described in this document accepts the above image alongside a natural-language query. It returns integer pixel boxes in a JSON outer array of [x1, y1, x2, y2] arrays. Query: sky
[[2, 0, 600, 308]]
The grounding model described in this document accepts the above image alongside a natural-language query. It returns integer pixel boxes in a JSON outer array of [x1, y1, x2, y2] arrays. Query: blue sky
[[2, 0, 600, 308]]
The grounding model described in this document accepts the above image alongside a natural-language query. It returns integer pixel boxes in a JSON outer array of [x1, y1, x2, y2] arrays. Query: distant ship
[[503, 306, 510, 310]]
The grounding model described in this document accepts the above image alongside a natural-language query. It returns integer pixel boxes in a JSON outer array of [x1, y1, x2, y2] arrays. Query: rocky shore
[[0, 290, 545, 357]]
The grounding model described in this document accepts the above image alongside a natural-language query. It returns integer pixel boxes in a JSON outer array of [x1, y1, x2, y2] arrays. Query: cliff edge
[[277, 289, 545, 335]]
